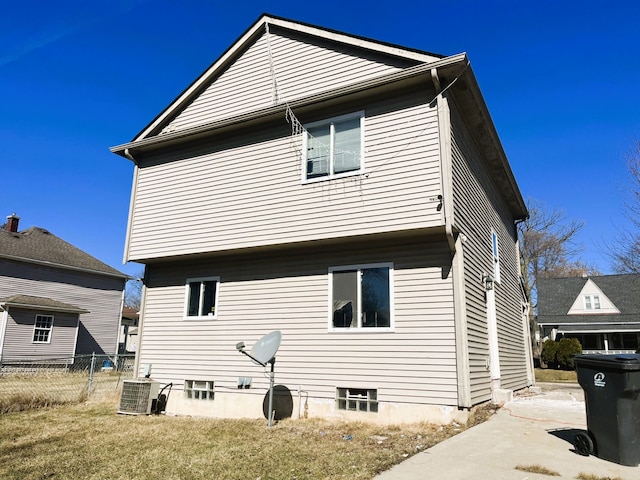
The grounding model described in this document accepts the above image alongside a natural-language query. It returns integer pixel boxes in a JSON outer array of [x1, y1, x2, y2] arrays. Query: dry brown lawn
[[0, 400, 495, 480]]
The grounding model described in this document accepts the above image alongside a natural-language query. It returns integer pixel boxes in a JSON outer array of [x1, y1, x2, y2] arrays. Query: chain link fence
[[0, 353, 135, 413]]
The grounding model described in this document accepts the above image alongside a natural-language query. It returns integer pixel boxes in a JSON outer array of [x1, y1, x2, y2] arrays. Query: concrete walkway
[[374, 383, 640, 479]]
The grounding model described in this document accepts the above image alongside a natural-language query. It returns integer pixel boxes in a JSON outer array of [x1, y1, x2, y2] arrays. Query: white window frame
[[184, 276, 220, 319], [302, 111, 365, 183], [33, 314, 53, 344], [328, 262, 394, 332], [184, 379, 215, 400], [584, 294, 601, 310], [491, 230, 501, 284]]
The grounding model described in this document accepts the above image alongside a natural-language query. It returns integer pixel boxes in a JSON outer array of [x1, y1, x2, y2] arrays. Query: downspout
[[432, 68, 472, 408], [132, 273, 147, 378], [122, 148, 145, 378], [0, 307, 9, 363], [123, 148, 138, 265]]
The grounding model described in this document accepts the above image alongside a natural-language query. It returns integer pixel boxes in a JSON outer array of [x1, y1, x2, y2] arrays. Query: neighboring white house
[[110, 14, 532, 424], [537, 274, 640, 354], [0, 214, 128, 362]]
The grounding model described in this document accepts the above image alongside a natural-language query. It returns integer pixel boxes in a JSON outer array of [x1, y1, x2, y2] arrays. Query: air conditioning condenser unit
[[118, 379, 160, 415]]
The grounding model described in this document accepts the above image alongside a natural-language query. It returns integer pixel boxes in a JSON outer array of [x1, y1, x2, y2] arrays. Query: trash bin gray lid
[[575, 354, 640, 371]]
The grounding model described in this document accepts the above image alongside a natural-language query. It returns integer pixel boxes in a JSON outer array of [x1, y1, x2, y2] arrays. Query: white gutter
[[111, 54, 469, 156]]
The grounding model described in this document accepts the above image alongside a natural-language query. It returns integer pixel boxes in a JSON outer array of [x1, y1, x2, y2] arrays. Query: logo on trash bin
[[593, 372, 606, 388]]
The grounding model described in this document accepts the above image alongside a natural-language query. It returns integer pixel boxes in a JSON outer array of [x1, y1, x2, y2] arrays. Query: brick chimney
[[6, 213, 20, 233]]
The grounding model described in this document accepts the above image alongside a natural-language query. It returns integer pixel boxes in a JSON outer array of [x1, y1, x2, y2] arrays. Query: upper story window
[[185, 276, 219, 319], [491, 231, 501, 284], [33, 314, 53, 343], [584, 294, 601, 310], [303, 112, 364, 181], [329, 263, 393, 331]]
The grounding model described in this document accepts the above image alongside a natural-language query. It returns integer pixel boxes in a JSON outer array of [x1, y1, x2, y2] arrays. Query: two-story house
[[0, 214, 128, 362], [110, 14, 531, 424]]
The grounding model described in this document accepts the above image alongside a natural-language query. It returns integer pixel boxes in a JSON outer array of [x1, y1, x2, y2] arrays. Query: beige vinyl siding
[[449, 100, 528, 404], [1, 309, 78, 361], [129, 92, 442, 261], [162, 28, 413, 134], [137, 237, 459, 407], [0, 259, 124, 356]]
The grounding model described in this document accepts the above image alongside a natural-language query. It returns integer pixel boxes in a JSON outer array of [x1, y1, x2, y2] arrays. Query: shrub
[[540, 340, 559, 369], [556, 337, 582, 370]]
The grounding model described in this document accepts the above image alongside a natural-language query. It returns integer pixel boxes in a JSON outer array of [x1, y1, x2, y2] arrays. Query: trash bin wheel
[[574, 432, 594, 456]]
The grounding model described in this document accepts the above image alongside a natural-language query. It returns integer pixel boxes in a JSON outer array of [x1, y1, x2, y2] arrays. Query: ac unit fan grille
[[119, 380, 159, 415]]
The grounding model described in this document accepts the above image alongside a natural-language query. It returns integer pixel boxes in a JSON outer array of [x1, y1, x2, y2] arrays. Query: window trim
[[33, 314, 54, 344], [301, 111, 365, 183], [328, 262, 394, 332], [183, 276, 220, 320]]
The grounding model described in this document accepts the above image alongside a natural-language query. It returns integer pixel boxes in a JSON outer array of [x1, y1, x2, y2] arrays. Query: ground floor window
[[330, 263, 392, 330], [336, 388, 378, 413], [185, 380, 215, 400], [33, 315, 53, 343]]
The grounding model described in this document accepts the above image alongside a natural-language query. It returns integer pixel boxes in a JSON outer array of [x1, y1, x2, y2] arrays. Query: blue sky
[[1, 0, 638, 276]]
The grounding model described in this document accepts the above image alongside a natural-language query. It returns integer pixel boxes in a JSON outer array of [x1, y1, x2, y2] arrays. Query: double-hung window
[[33, 314, 53, 343], [329, 263, 392, 330], [584, 294, 601, 310], [304, 112, 364, 181], [185, 276, 219, 319]]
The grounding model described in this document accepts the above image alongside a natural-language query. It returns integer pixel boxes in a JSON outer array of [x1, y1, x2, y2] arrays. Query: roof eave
[[111, 54, 468, 157], [0, 253, 130, 280]]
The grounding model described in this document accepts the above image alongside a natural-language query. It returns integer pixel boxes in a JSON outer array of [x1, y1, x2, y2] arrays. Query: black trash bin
[[574, 354, 640, 466]]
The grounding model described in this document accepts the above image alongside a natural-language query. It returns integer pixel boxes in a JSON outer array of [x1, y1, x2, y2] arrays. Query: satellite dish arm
[[239, 348, 270, 367]]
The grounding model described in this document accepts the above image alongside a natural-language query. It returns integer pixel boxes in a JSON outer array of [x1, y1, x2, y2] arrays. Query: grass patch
[[577, 475, 623, 480], [535, 368, 577, 383], [515, 464, 560, 476], [0, 400, 495, 480]]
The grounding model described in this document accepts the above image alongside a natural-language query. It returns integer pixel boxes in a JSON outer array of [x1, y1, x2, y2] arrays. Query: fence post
[[88, 352, 96, 396]]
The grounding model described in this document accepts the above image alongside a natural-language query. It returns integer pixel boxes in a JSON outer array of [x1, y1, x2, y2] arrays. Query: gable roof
[[110, 13, 527, 220], [131, 13, 444, 143], [537, 274, 640, 325], [0, 226, 127, 279]]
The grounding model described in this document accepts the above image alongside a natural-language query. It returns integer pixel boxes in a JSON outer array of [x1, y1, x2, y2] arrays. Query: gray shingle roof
[[537, 274, 640, 326], [0, 294, 90, 313], [0, 226, 127, 278]]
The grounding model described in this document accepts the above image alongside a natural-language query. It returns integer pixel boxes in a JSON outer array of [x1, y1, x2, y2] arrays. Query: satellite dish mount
[[235, 330, 282, 427]]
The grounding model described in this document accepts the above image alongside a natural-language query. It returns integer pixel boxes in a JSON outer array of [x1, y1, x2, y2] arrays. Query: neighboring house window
[[185, 277, 219, 318], [329, 264, 392, 330], [303, 112, 364, 181], [336, 387, 378, 412], [185, 380, 215, 400], [33, 314, 53, 343], [584, 295, 601, 310], [491, 231, 501, 284]]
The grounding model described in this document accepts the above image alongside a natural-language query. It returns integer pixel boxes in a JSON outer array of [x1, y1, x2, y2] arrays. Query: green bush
[[540, 340, 559, 369], [556, 337, 582, 369]]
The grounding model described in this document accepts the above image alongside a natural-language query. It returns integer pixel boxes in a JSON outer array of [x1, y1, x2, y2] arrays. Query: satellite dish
[[250, 330, 282, 365]]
